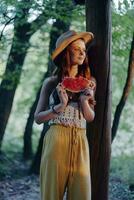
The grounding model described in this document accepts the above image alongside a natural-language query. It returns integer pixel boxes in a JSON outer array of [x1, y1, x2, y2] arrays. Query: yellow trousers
[[40, 124, 91, 200]]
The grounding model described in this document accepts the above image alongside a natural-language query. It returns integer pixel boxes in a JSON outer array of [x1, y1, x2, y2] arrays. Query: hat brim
[[52, 32, 94, 61]]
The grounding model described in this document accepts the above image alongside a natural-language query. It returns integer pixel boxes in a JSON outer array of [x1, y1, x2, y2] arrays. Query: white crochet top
[[48, 93, 86, 129]]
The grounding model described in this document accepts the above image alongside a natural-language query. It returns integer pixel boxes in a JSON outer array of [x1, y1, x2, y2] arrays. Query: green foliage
[[112, 12, 133, 58], [112, 0, 134, 14], [0, 1, 134, 195], [112, 9, 134, 123], [110, 155, 134, 186], [109, 175, 133, 200], [0, 152, 31, 180]]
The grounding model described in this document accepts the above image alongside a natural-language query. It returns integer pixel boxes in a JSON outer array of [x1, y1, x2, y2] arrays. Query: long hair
[[51, 40, 93, 105], [52, 41, 91, 82]]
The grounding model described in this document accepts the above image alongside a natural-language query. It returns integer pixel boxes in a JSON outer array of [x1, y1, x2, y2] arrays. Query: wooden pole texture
[[86, 1, 111, 200]]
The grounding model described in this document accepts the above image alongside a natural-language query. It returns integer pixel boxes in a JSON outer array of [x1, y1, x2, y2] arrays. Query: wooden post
[[86, 1, 111, 200]]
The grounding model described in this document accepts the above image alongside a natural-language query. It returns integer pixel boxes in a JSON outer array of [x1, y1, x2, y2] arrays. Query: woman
[[34, 30, 96, 200]]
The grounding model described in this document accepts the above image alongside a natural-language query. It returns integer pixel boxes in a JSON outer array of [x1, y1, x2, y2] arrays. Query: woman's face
[[68, 39, 86, 65]]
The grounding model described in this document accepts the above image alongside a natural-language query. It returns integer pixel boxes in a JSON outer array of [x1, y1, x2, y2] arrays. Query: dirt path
[[0, 175, 133, 200], [0, 175, 39, 200], [0, 153, 133, 200]]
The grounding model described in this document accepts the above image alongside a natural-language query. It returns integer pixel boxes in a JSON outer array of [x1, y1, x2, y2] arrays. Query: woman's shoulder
[[39, 76, 58, 98], [43, 75, 58, 87]]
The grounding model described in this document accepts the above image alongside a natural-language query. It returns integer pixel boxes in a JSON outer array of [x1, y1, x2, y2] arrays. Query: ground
[[0, 153, 133, 200]]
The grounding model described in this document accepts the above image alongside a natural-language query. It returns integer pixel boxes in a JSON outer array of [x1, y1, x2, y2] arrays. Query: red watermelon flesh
[[61, 76, 90, 93]]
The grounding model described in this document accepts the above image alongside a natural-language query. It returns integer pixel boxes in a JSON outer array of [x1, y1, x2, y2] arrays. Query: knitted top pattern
[[48, 92, 86, 129]]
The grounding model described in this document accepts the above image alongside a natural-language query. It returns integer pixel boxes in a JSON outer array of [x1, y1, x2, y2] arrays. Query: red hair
[[52, 42, 97, 108], [53, 44, 91, 82]]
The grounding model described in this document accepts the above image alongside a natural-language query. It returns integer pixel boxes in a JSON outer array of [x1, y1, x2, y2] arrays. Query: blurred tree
[[111, 4, 134, 138], [0, 0, 72, 150], [0, 0, 32, 150], [112, 34, 134, 141], [73, 0, 85, 5], [86, 1, 111, 200], [29, 7, 72, 173], [23, 0, 73, 160]]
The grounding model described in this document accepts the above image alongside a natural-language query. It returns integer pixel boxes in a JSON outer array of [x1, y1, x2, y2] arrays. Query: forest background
[[0, 0, 134, 199]]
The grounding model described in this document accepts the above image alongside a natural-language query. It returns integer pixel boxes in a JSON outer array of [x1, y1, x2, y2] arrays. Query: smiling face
[[68, 39, 86, 65]]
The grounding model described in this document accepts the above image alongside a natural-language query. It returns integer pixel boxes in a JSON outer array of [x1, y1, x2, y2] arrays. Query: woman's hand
[[56, 83, 68, 107], [79, 88, 94, 102], [79, 88, 96, 122]]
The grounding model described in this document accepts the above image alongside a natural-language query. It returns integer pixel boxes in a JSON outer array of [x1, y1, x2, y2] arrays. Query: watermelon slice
[[61, 76, 94, 93]]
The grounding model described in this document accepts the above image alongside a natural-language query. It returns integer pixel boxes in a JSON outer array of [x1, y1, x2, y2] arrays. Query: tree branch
[[3, 12, 14, 20], [28, 0, 74, 36], [112, 33, 134, 141], [0, 17, 15, 41]]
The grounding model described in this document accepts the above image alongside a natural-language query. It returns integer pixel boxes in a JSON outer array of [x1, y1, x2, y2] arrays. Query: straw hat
[[52, 30, 94, 61]]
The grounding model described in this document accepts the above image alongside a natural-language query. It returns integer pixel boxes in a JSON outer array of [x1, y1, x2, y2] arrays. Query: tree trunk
[[0, 0, 56, 150], [29, 20, 71, 172], [23, 94, 40, 159], [86, 1, 111, 200], [0, 20, 31, 149], [73, 0, 85, 5], [23, 18, 70, 160], [29, 123, 50, 174], [112, 33, 134, 141]]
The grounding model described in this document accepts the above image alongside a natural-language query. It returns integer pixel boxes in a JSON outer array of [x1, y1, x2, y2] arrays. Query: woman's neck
[[69, 65, 78, 78]]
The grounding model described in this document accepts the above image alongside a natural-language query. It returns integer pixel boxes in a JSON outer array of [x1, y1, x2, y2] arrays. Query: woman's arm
[[79, 77, 97, 122], [34, 103, 66, 124], [80, 98, 95, 122], [34, 77, 65, 124]]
